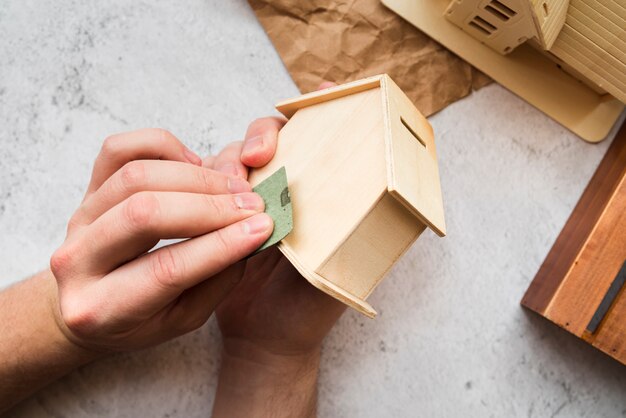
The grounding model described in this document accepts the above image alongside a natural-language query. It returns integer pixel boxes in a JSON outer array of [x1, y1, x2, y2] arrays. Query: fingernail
[[242, 135, 264, 157], [242, 214, 272, 235], [216, 162, 239, 176], [184, 148, 202, 166], [235, 193, 264, 211], [227, 177, 251, 193]]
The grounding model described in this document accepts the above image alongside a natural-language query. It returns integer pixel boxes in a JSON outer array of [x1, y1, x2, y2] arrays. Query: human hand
[[213, 245, 345, 418], [215, 115, 346, 354], [49, 128, 273, 353], [211, 93, 347, 416]]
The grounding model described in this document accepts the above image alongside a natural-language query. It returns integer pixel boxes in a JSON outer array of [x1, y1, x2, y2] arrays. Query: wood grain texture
[[590, 284, 626, 363], [384, 76, 447, 236], [253, 87, 388, 271], [565, 0, 626, 64], [276, 75, 384, 118], [550, 3, 626, 104], [249, 75, 445, 317], [522, 121, 626, 364], [278, 242, 378, 318], [522, 122, 626, 313], [250, 86, 389, 317], [318, 192, 426, 300], [545, 175, 626, 335]]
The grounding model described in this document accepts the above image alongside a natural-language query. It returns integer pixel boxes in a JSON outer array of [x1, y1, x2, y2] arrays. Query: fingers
[[240, 117, 286, 168], [93, 213, 273, 319], [86, 128, 202, 197], [74, 160, 251, 226], [67, 191, 266, 275], [160, 261, 248, 335], [212, 141, 248, 179]]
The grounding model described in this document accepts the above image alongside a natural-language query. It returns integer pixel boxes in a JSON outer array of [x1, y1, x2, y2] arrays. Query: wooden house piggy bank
[[249, 75, 446, 318]]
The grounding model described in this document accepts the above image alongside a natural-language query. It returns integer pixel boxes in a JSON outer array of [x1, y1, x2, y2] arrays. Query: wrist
[[0, 270, 105, 412], [44, 269, 108, 364], [222, 337, 321, 374], [213, 338, 320, 418]]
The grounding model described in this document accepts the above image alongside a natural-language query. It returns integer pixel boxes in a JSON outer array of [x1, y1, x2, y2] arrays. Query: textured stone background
[[1, 0, 625, 417]]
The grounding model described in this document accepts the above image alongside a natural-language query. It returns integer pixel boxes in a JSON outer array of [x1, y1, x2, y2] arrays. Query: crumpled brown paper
[[249, 0, 491, 117]]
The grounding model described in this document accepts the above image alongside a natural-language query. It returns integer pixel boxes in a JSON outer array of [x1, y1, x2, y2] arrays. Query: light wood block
[[249, 75, 446, 317]]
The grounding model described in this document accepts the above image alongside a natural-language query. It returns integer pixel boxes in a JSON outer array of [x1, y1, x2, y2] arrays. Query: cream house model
[[445, 0, 626, 104], [248, 74, 446, 318], [381, 0, 625, 142]]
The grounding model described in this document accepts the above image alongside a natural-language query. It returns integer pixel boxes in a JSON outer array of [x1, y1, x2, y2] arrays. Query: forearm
[[0, 270, 103, 413], [212, 340, 320, 418]]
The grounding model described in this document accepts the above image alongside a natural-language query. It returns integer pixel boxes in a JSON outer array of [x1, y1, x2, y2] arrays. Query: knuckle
[[212, 228, 233, 258], [123, 192, 160, 231], [204, 194, 231, 220], [151, 247, 184, 290], [50, 245, 75, 278], [197, 167, 217, 192], [100, 134, 123, 157], [66, 213, 83, 233], [154, 128, 176, 146], [59, 296, 99, 337], [119, 161, 147, 192]]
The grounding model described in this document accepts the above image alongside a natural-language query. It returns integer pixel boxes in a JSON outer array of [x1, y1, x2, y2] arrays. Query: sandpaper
[[252, 166, 293, 254], [248, 0, 491, 117]]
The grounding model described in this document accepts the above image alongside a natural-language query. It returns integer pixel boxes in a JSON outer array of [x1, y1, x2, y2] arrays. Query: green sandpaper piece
[[252, 166, 293, 254]]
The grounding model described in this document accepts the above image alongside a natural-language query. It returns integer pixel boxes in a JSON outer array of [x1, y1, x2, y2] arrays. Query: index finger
[[88, 213, 273, 322], [86, 128, 202, 197]]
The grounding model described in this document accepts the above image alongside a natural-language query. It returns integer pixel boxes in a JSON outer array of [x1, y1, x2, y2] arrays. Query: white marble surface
[[1, 0, 624, 417]]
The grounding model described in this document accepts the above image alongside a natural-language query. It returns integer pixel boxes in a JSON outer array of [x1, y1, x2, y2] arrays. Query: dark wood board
[[522, 121, 626, 365]]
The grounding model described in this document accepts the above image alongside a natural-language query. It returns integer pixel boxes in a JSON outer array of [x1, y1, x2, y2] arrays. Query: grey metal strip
[[586, 259, 626, 334]]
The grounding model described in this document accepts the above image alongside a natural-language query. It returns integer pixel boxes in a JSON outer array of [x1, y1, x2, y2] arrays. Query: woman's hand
[[50, 128, 273, 352]]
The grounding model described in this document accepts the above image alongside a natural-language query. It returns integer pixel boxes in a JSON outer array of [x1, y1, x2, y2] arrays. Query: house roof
[[276, 74, 386, 118]]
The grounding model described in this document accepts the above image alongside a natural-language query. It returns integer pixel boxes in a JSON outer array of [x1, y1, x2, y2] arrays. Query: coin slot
[[401, 117, 426, 148]]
